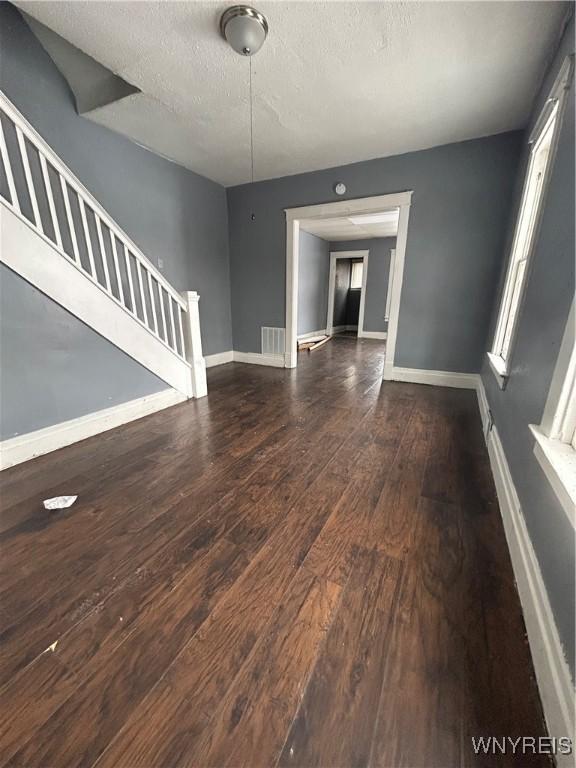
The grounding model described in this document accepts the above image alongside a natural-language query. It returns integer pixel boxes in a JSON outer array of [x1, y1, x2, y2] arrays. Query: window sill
[[530, 425, 576, 528], [487, 352, 508, 390]]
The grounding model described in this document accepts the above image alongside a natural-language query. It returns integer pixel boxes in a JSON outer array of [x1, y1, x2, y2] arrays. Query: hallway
[[0, 338, 547, 767]]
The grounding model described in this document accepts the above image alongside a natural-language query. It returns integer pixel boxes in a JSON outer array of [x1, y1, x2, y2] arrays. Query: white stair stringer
[[1, 204, 193, 397], [0, 89, 207, 403]]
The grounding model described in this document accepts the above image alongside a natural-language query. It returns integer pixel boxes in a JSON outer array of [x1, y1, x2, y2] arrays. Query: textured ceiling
[[300, 209, 399, 241], [22, 13, 140, 114], [15, 1, 568, 187]]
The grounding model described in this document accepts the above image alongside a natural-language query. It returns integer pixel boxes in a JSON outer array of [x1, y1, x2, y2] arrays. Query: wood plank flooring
[[0, 337, 548, 767]]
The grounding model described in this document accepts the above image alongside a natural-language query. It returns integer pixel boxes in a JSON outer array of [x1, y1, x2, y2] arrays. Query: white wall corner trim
[[0, 388, 186, 470], [386, 365, 479, 389], [205, 350, 234, 368], [233, 351, 285, 368], [476, 379, 575, 762]]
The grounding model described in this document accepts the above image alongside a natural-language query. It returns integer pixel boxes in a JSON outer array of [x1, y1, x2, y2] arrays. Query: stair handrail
[[0, 90, 192, 364]]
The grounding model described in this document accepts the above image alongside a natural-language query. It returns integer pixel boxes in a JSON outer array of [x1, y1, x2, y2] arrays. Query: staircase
[[0, 91, 207, 405]]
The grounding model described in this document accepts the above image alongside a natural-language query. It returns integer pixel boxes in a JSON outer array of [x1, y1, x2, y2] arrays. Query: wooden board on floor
[[308, 335, 331, 351]]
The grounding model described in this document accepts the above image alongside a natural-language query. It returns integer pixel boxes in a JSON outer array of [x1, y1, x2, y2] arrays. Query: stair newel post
[[181, 291, 207, 399]]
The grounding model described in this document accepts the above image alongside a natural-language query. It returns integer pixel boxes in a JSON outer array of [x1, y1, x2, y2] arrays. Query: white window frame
[[530, 300, 576, 527], [488, 57, 573, 389]]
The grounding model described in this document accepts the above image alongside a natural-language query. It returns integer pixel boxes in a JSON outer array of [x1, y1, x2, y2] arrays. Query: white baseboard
[[204, 350, 291, 369], [297, 329, 327, 341], [385, 364, 479, 389], [359, 331, 387, 340], [205, 350, 234, 368], [0, 388, 186, 470], [331, 324, 357, 333], [478, 379, 575, 760], [233, 351, 285, 368]]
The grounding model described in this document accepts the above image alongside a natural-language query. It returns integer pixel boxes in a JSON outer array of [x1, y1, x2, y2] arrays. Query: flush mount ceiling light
[[220, 6, 269, 192], [220, 5, 268, 57]]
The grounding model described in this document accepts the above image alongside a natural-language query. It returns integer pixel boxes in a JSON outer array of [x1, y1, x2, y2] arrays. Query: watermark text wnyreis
[[471, 736, 572, 756]]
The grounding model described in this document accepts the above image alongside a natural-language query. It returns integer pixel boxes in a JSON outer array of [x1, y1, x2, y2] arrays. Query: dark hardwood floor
[[0, 337, 548, 767]]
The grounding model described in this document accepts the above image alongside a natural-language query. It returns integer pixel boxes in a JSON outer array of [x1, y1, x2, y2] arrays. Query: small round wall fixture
[[334, 182, 346, 196], [220, 5, 269, 56]]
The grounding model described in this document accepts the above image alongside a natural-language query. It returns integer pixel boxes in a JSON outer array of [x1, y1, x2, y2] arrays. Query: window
[[350, 261, 363, 290], [488, 58, 572, 387], [530, 301, 576, 525]]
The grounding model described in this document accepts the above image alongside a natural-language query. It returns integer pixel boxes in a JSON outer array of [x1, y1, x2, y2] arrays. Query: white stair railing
[[0, 91, 206, 398]]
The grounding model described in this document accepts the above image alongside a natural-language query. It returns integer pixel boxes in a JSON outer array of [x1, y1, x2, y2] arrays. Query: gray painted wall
[[481, 15, 575, 679], [333, 259, 351, 327], [330, 238, 396, 333], [0, 265, 167, 439], [0, 4, 232, 357], [227, 132, 521, 370], [297, 231, 330, 336]]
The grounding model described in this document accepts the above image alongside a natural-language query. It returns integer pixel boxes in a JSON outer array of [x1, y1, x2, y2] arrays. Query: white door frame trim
[[285, 191, 412, 373], [385, 248, 396, 322], [326, 251, 369, 337]]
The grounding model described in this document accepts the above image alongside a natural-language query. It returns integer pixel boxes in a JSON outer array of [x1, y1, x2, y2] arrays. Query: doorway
[[285, 191, 412, 376], [326, 251, 368, 337]]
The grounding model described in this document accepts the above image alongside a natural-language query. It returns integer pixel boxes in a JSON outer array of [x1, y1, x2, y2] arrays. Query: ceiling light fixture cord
[[249, 55, 254, 184]]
